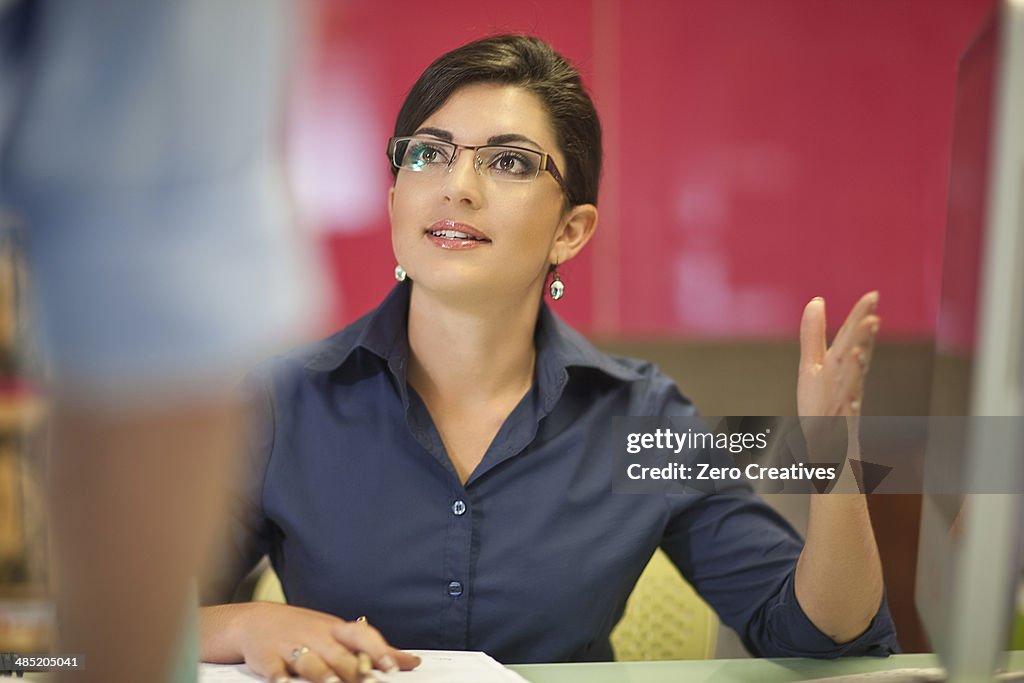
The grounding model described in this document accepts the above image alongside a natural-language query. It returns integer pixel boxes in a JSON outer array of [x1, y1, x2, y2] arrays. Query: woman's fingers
[[387, 648, 422, 671], [253, 643, 386, 683], [316, 641, 362, 682], [237, 604, 418, 683], [289, 646, 345, 683], [820, 296, 880, 417], [837, 319, 881, 413], [831, 314, 878, 369], [798, 291, 881, 419], [841, 350, 867, 414], [838, 315, 880, 373], [854, 315, 880, 371], [832, 291, 879, 358], [248, 652, 290, 683], [331, 621, 421, 673], [799, 297, 827, 370]]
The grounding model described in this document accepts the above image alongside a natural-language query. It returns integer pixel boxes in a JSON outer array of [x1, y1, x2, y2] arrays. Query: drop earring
[[549, 265, 565, 301], [394, 265, 407, 282]]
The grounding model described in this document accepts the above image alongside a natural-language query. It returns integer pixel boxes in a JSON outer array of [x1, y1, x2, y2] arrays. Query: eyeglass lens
[[393, 138, 543, 181]]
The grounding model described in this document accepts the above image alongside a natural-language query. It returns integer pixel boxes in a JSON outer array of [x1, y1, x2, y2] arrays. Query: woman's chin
[[413, 274, 491, 298], [410, 273, 532, 308]]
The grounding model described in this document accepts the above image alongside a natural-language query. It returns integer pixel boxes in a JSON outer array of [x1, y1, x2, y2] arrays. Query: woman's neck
[[406, 285, 540, 406]]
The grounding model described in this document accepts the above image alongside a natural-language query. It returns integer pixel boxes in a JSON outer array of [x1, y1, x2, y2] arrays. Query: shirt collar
[[304, 280, 642, 384], [534, 302, 643, 383], [304, 281, 412, 374]]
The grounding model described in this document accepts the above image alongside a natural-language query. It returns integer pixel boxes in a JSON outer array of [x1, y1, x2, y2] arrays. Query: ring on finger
[[290, 645, 311, 661]]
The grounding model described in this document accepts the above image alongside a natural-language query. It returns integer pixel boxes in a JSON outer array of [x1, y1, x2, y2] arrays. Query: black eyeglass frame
[[387, 135, 568, 196]]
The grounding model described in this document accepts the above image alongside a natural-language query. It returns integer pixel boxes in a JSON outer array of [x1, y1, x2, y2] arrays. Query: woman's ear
[[551, 203, 598, 265], [387, 186, 395, 221]]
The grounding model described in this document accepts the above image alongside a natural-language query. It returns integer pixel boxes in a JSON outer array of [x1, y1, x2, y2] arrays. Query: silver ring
[[290, 645, 310, 661]]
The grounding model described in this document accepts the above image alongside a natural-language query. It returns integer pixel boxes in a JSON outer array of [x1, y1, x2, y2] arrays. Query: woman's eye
[[407, 142, 449, 168], [488, 151, 537, 177]]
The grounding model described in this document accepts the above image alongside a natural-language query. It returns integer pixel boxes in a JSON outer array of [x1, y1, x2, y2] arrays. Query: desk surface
[[508, 652, 1024, 682], [15, 652, 1024, 681]]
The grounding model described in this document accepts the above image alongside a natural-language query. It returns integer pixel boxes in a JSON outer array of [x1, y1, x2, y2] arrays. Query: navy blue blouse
[[203, 280, 898, 663]]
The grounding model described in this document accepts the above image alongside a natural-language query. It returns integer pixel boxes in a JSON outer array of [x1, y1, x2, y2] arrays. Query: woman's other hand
[[793, 292, 886, 639], [200, 602, 421, 683], [797, 291, 880, 419]]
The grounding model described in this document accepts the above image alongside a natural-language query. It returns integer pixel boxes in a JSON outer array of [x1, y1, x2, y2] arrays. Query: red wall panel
[[289, 0, 995, 340]]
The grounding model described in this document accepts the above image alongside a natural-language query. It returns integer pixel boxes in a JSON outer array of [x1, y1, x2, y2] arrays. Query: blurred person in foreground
[[0, 1, 322, 681]]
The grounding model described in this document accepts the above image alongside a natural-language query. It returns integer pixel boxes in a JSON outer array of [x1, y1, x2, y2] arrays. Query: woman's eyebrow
[[412, 127, 453, 140], [410, 128, 543, 150], [486, 133, 542, 149]]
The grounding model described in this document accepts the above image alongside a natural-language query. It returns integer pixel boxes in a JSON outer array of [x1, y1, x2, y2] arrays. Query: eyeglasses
[[387, 136, 567, 194]]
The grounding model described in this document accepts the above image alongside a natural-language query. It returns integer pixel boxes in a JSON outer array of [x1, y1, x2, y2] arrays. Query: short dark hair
[[392, 35, 602, 207]]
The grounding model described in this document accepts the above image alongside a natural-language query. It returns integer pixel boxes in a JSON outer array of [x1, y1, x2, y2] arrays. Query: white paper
[[199, 663, 263, 681], [199, 650, 528, 683], [198, 663, 263, 681]]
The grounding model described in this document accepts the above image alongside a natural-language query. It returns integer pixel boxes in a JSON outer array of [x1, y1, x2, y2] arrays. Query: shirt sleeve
[[199, 366, 278, 605], [646, 370, 900, 657]]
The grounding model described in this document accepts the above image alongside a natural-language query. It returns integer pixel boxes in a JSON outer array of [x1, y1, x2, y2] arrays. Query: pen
[[355, 616, 379, 683]]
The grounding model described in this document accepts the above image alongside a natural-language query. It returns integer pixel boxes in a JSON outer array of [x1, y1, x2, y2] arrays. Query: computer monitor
[[916, 1, 1024, 680]]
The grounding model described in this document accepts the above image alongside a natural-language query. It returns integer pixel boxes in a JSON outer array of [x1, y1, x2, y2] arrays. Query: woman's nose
[[442, 148, 484, 206]]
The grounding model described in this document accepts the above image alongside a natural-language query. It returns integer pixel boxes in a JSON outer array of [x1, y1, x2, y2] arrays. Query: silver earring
[[549, 267, 565, 300], [394, 264, 407, 282]]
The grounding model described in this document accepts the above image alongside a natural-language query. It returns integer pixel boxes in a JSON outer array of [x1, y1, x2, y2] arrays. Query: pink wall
[[287, 0, 995, 340]]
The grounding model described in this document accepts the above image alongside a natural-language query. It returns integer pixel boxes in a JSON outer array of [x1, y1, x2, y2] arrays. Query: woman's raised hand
[[206, 602, 420, 683], [797, 291, 880, 419], [796, 292, 880, 472]]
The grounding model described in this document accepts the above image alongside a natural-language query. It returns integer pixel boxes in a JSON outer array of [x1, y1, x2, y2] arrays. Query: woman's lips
[[425, 220, 491, 250]]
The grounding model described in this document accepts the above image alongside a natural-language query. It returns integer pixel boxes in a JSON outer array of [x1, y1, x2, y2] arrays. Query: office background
[[287, 0, 992, 339]]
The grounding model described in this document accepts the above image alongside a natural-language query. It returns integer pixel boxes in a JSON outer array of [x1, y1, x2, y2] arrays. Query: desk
[[13, 652, 1024, 681], [509, 652, 1024, 682]]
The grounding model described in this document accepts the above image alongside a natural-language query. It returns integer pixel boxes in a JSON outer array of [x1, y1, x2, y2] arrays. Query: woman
[[199, 35, 897, 683]]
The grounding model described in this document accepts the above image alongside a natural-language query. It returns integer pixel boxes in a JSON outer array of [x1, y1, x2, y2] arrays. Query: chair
[[251, 547, 718, 660], [609, 548, 718, 660], [252, 564, 286, 603]]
